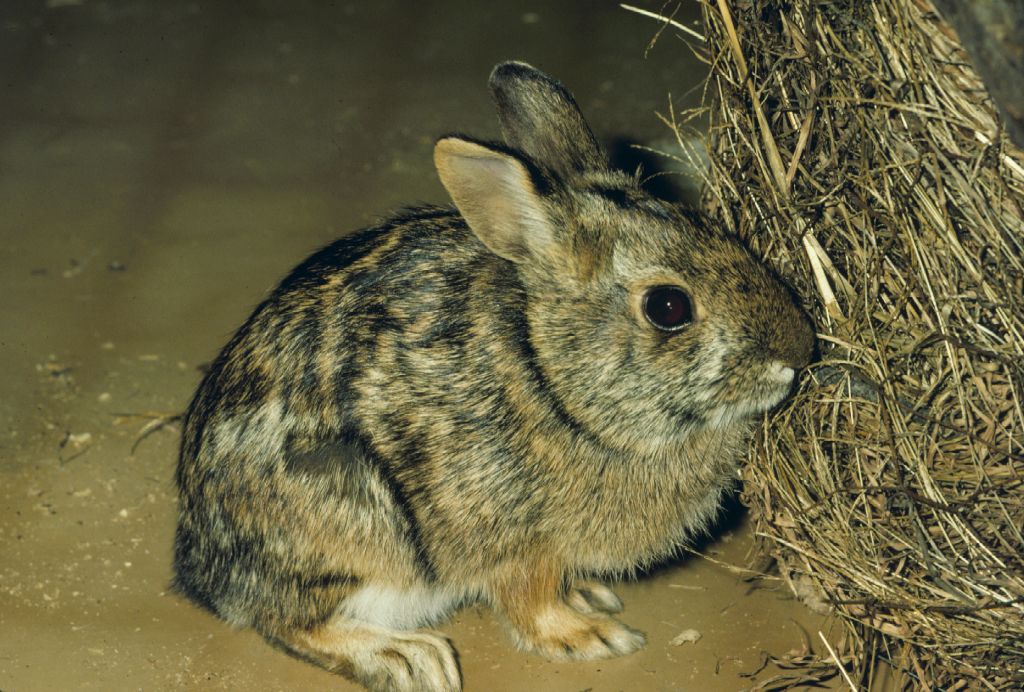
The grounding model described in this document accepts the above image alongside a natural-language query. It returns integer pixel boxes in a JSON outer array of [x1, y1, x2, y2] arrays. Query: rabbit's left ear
[[489, 61, 607, 179], [434, 136, 554, 264]]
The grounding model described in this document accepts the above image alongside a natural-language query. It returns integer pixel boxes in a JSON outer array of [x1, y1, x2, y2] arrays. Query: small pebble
[[670, 629, 702, 646]]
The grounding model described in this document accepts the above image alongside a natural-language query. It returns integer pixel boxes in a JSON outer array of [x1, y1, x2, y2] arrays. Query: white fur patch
[[767, 361, 796, 385], [337, 583, 466, 630]]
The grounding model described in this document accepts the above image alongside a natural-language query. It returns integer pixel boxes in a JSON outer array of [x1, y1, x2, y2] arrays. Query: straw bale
[[665, 0, 1024, 687]]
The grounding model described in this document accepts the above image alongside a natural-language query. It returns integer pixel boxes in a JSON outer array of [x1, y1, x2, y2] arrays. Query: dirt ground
[[0, 1, 839, 690]]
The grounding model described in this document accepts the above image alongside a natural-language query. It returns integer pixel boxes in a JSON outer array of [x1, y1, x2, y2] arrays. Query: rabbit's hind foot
[[272, 619, 461, 692]]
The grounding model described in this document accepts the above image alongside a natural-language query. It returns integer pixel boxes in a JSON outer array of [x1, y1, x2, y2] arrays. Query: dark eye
[[643, 285, 693, 331]]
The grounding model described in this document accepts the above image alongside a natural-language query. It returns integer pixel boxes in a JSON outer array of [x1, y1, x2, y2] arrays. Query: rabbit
[[172, 60, 816, 692]]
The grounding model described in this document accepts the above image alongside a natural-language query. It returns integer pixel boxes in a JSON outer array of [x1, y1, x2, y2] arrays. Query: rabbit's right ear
[[434, 136, 554, 264], [489, 61, 607, 179]]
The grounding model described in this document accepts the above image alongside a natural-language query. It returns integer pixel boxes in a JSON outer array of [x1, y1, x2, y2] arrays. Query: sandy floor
[[0, 1, 837, 689]]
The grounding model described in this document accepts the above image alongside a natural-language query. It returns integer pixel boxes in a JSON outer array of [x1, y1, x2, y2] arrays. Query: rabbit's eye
[[643, 286, 693, 331]]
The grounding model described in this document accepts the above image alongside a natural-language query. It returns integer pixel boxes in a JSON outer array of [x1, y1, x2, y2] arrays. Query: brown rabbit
[[173, 60, 815, 691]]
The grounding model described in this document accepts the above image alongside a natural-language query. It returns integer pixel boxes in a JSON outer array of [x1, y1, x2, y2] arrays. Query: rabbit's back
[[173, 206, 500, 626]]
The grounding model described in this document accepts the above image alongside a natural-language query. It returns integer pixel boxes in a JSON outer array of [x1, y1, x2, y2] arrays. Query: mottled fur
[[173, 61, 815, 692]]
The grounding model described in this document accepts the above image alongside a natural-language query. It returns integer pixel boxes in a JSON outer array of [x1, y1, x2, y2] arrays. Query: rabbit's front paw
[[521, 605, 645, 661], [566, 581, 623, 615], [366, 630, 461, 692], [276, 622, 461, 692]]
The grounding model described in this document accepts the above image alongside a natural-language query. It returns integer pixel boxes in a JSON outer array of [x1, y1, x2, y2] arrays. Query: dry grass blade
[[114, 411, 184, 454], [620, 3, 706, 42]]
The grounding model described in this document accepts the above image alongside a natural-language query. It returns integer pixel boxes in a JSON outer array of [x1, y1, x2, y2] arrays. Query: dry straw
[[656, 0, 1024, 687]]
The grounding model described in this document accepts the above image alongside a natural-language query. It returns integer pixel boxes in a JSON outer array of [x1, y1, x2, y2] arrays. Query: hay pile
[[668, 0, 1024, 687]]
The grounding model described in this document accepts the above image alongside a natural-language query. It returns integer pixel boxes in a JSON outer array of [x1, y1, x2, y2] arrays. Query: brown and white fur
[[172, 61, 815, 691]]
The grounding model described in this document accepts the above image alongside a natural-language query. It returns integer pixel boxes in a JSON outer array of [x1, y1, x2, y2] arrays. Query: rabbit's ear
[[489, 61, 606, 179], [434, 136, 553, 264]]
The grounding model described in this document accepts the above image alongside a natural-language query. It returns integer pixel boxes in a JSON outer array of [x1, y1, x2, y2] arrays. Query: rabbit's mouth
[[747, 360, 801, 408], [767, 362, 797, 385], [701, 364, 801, 429], [764, 360, 803, 406]]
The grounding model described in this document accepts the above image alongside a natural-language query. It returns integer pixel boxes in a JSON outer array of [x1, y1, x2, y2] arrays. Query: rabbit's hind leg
[[271, 618, 461, 692]]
